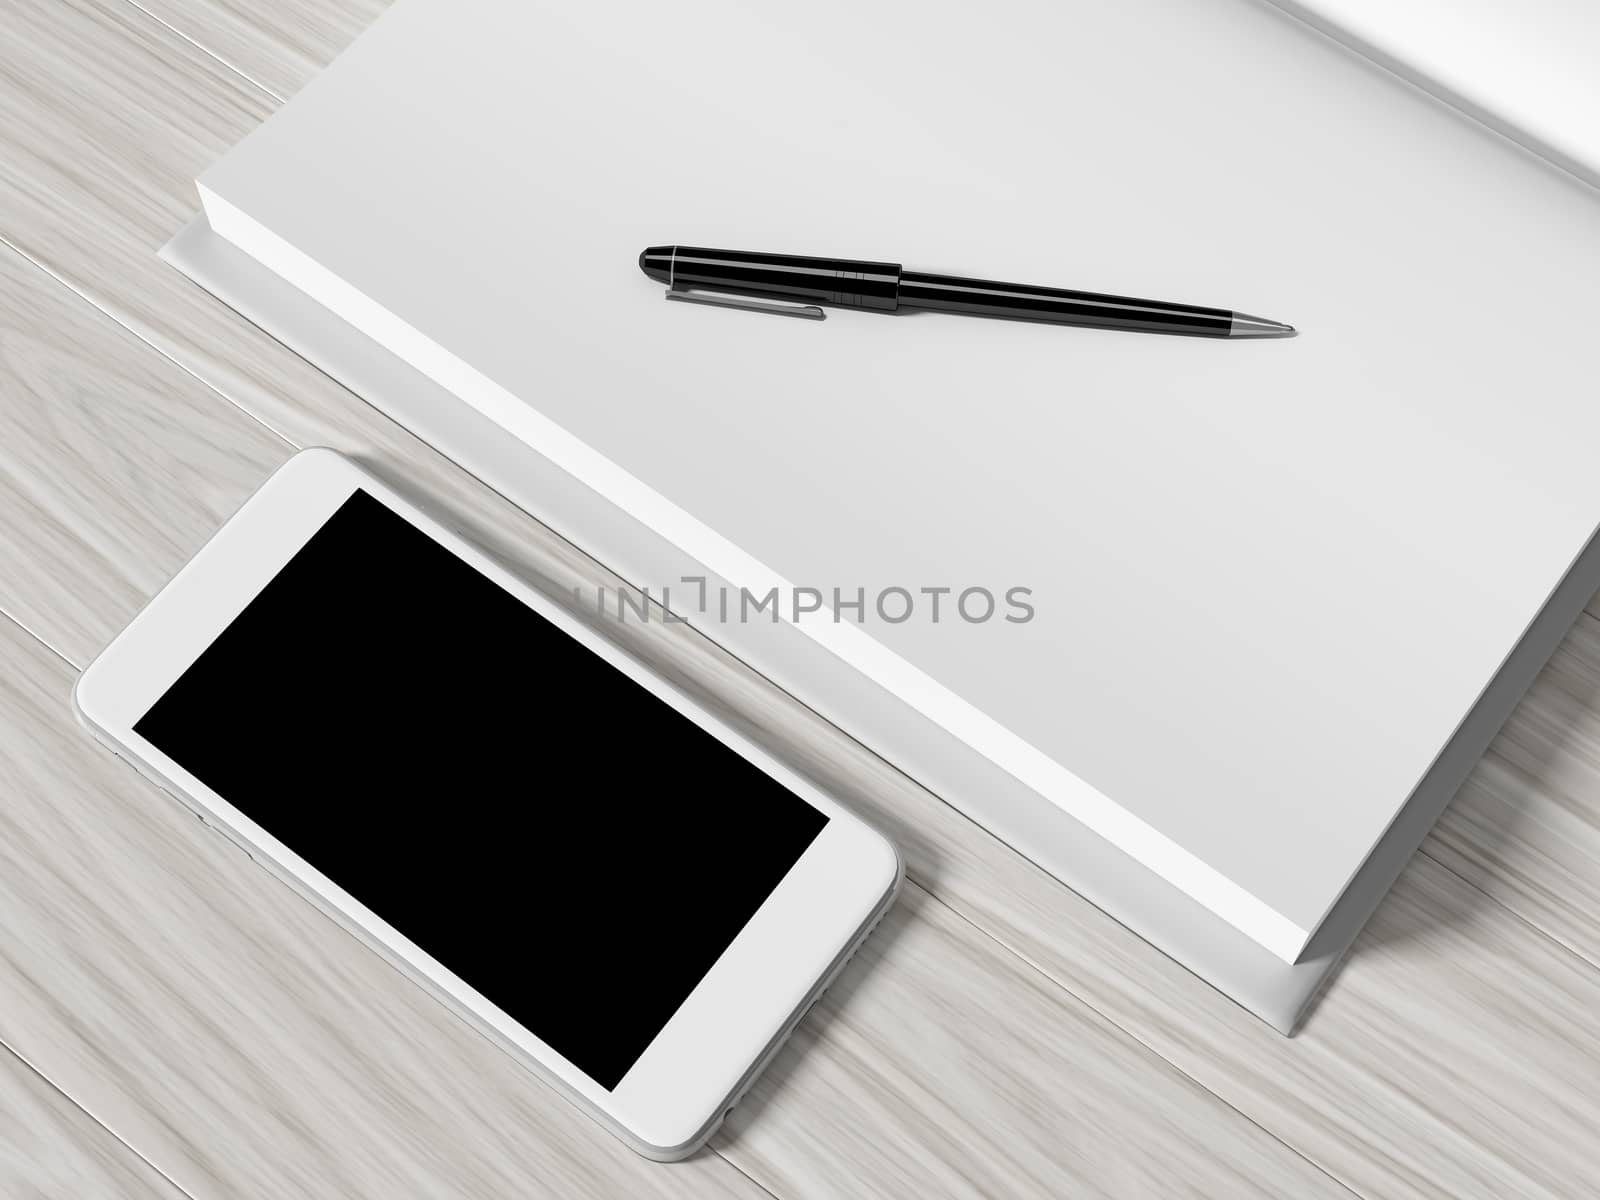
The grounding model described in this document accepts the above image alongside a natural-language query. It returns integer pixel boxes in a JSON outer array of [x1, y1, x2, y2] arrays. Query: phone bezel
[[72, 448, 901, 1159]]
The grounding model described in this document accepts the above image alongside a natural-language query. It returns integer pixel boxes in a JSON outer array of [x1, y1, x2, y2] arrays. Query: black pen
[[640, 245, 1293, 338]]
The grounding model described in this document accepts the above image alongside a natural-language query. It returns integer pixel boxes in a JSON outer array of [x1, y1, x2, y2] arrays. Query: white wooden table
[[2, 2, 1599, 1195]]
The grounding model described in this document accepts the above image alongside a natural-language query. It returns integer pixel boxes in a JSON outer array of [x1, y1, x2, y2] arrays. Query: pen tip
[[1228, 312, 1297, 338]]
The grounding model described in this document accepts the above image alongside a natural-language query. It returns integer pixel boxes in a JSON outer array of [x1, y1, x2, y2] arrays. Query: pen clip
[[665, 284, 825, 321]]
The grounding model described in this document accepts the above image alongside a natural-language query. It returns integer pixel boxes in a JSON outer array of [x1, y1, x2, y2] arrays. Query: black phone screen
[[135, 489, 828, 1090]]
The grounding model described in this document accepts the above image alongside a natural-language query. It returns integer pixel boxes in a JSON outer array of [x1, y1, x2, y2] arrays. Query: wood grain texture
[[0, 0, 406, 510], [0, 616, 1347, 1198], [0, 242, 288, 666], [1, 0, 1599, 1197], [130, 0, 386, 101], [723, 886, 1350, 1200], [0, 1045, 183, 1200], [1426, 609, 1600, 967]]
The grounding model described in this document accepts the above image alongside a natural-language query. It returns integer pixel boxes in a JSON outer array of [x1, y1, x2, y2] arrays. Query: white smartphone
[[73, 448, 901, 1160]]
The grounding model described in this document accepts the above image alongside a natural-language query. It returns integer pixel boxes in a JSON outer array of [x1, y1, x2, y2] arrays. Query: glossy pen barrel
[[896, 271, 1233, 335], [641, 245, 1287, 337], [642, 246, 900, 310]]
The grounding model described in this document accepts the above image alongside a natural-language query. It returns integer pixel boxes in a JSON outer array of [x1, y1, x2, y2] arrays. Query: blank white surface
[[166, 206, 1600, 1033], [1272, 0, 1600, 188], [198, 0, 1600, 957]]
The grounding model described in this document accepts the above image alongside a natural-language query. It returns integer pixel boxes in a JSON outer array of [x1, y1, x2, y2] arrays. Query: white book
[[183, 0, 1600, 1018], [1272, 0, 1600, 190]]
